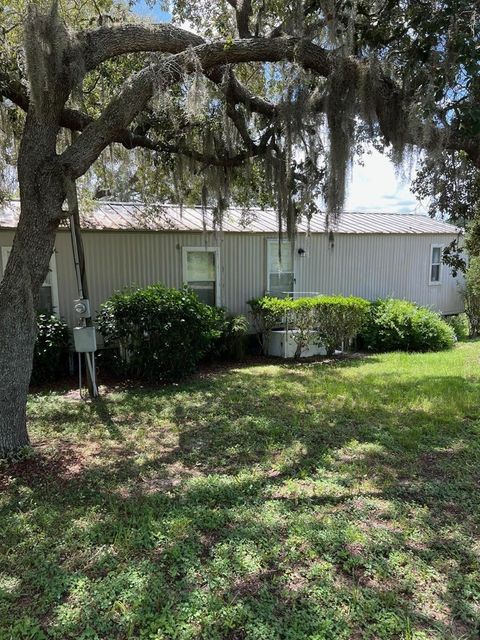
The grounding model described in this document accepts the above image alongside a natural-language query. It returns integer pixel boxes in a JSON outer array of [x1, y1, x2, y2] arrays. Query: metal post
[[66, 179, 98, 397]]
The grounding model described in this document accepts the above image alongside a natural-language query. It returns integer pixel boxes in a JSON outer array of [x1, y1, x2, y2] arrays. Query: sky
[[132, 1, 425, 215], [345, 149, 424, 214], [133, 0, 170, 21]]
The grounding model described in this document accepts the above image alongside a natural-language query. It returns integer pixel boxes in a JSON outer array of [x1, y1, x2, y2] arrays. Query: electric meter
[[73, 298, 91, 318]]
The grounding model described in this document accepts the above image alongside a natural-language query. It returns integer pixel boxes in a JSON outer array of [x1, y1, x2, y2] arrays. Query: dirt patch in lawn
[[0, 441, 91, 489]]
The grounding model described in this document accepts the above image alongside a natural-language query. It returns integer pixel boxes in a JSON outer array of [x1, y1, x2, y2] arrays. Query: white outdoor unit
[[266, 329, 326, 358]]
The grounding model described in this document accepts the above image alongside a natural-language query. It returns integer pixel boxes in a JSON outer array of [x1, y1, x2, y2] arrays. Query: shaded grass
[[1, 344, 480, 639]]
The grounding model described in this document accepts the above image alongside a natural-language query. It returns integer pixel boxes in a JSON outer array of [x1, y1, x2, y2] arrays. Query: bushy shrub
[[97, 284, 221, 380], [31, 314, 70, 385], [359, 298, 455, 352], [444, 313, 469, 341], [209, 311, 249, 360], [462, 256, 480, 337], [248, 295, 370, 356]]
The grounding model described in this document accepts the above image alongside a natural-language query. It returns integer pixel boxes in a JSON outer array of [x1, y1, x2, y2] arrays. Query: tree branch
[[158, 126, 274, 167], [0, 72, 29, 112], [226, 0, 253, 38], [0, 68, 267, 161], [6, 19, 480, 174], [78, 22, 276, 118], [60, 36, 332, 179], [78, 23, 205, 71], [0, 70, 147, 148]]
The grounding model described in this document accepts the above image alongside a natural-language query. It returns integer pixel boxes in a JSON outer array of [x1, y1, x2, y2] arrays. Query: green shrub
[[96, 284, 221, 381], [462, 256, 480, 337], [444, 313, 469, 341], [248, 295, 289, 353], [309, 296, 370, 355], [248, 296, 287, 333], [248, 295, 370, 356], [289, 297, 317, 356], [31, 314, 70, 385], [209, 311, 249, 360], [359, 298, 455, 352]]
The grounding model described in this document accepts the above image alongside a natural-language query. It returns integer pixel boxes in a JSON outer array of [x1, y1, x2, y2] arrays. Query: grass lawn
[[1, 343, 480, 640]]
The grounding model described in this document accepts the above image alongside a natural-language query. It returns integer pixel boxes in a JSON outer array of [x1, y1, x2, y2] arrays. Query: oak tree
[[0, 0, 479, 455]]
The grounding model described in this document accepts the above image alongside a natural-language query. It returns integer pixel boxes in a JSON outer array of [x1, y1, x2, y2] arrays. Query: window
[[429, 245, 443, 284], [1, 246, 59, 314], [182, 247, 220, 306], [267, 239, 294, 298]]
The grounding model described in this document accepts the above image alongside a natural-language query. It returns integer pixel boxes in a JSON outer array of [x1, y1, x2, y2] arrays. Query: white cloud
[[345, 147, 427, 214]]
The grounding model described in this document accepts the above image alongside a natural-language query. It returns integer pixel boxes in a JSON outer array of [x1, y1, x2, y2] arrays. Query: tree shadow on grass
[[2, 354, 480, 639], [90, 396, 125, 440]]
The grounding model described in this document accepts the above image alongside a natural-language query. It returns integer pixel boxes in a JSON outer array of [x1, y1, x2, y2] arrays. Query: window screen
[[267, 240, 294, 297], [185, 250, 217, 306], [430, 246, 442, 283], [1, 247, 56, 312]]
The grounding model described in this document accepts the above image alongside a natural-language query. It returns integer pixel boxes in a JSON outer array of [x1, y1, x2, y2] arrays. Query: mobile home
[[0, 201, 464, 327]]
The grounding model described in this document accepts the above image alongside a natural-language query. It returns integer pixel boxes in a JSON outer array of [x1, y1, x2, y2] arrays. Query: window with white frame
[[1, 246, 59, 314], [182, 247, 220, 306], [267, 239, 294, 298], [429, 245, 443, 284]]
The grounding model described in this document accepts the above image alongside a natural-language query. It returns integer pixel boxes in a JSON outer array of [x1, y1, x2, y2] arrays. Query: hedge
[[358, 298, 456, 352], [248, 295, 370, 356]]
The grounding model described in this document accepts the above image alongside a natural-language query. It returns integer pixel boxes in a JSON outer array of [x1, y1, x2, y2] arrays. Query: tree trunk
[[0, 114, 64, 456]]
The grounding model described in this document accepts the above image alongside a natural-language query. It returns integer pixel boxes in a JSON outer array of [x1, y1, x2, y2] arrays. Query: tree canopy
[[1, 0, 479, 228]]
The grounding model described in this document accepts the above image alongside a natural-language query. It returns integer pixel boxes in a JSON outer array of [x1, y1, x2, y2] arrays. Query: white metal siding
[[294, 233, 463, 314], [0, 228, 463, 328]]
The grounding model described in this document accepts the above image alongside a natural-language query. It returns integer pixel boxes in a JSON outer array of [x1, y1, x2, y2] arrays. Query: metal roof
[[0, 200, 460, 235]]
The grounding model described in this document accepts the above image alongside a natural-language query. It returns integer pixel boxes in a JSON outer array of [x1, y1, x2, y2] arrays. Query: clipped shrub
[[248, 295, 370, 356], [444, 313, 469, 341], [209, 311, 249, 360], [359, 298, 455, 352], [96, 284, 221, 381], [248, 296, 287, 332], [31, 313, 70, 385], [309, 296, 370, 355], [289, 297, 317, 356], [248, 295, 289, 352]]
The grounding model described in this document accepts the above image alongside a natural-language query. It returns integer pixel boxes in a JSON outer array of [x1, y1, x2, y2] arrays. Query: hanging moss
[[0, 104, 18, 201], [185, 70, 208, 122], [25, 1, 84, 114], [325, 56, 359, 219], [145, 18, 437, 242], [172, 153, 185, 213]]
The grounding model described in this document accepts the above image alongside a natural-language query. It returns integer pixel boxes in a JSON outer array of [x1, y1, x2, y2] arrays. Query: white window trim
[[182, 246, 221, 306], [266, 238, 295, 296], [1, 246, 60, 315], [429, 243, 443, 286]]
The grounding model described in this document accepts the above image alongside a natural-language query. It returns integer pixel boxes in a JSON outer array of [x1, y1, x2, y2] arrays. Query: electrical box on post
[[73, 298, 91, 319], [73, 326, 97, 353]]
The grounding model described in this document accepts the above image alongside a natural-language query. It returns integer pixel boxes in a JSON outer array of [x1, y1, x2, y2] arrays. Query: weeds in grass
[[1, 345, 479, 639]]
